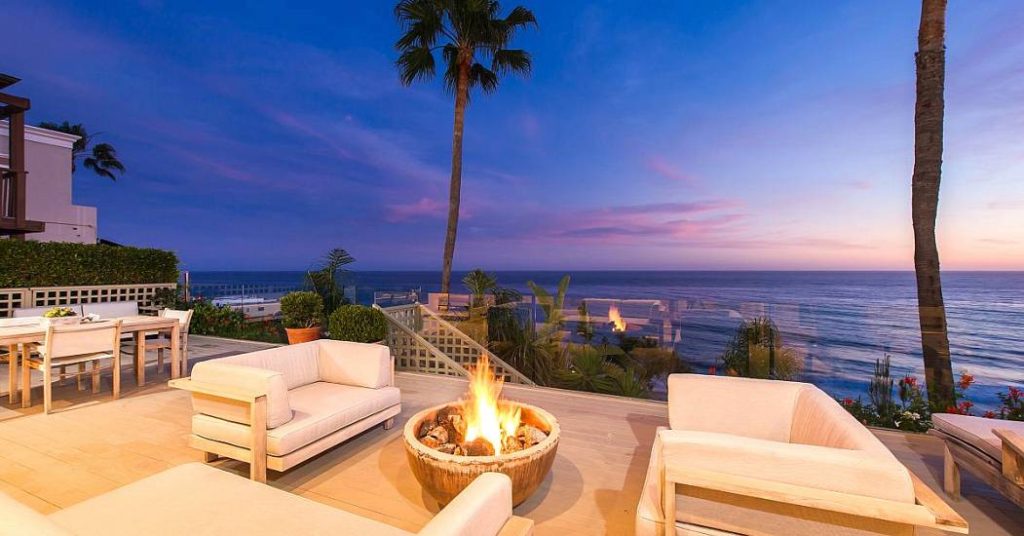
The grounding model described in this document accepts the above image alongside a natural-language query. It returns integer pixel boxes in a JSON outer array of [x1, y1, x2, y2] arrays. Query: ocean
[[185, 270, 1024, 410]]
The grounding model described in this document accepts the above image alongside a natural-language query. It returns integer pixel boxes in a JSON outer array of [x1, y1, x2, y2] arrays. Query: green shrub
[[280, 291, 324, 328], [0, 241, 178, 286], [185, 298, 286, 344], [328, 305, 387, 343]]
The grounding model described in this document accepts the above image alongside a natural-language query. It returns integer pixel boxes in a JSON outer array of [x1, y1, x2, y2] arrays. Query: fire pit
[[403, 356, 560, 506]]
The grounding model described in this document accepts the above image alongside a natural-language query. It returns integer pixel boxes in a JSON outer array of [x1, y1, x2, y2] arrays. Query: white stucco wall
[[0, 122, 97, 243]]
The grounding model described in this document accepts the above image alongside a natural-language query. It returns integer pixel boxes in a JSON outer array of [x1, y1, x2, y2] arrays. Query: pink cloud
[[845, 179, 874, 191], [646, 155, 698, 186], [385, 197, 445, 222]]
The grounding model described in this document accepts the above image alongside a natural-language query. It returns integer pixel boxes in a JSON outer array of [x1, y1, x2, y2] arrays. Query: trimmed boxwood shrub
[[280, 291, 324, 328], [328, 305, 387, 343], [0, 241, 178, 286]]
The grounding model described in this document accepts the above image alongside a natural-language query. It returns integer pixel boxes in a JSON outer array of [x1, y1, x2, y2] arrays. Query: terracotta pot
[[285, 326, 321, 344]]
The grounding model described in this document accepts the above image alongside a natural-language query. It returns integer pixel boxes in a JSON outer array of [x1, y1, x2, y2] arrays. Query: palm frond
[[470, 63, 499, 93], [396, 47, 437, 86], [491, 49, 531, 77]]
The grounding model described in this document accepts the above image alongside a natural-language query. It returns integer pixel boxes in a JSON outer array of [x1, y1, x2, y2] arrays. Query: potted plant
[[328, 305, 388, 344], [280, 291, 324, 344], [42, 306, 80, 327]]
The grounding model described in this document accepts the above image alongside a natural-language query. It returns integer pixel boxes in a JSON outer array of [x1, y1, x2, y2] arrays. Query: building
[[0, 74, 97, 243]]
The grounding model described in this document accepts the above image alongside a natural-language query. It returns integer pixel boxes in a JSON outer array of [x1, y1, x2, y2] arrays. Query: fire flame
[[463, 355, 521, 455], [609, 304, 627, 332]]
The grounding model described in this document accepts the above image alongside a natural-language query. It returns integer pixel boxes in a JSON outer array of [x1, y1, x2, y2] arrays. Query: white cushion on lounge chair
[[192, 382, 401, 456], [932, 413, 1024, 461]]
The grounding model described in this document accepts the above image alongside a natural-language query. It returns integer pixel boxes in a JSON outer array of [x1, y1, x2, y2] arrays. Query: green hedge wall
[[0, 241, 179, 287]]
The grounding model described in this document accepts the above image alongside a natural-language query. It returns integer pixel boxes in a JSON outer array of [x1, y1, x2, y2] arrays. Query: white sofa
[[171, 339, 401, 481], [0, 463, 533, 535], [636, 374, 967, 536], [81, 301, 139, 318]]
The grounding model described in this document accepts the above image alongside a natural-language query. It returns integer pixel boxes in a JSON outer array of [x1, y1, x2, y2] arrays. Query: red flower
[[983, 411, 997, 419], [707, 366, 717, 376], [842, 397, 855, 406], [958, 372, 975, 391], [901, 376, 918, 388], [1009, 387, 1022, 400]]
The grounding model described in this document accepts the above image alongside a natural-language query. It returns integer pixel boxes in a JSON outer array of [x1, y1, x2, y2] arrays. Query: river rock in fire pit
[[518, 424, 547, 448], [463, 437, 495, 456], [415, 404, 549, 456]]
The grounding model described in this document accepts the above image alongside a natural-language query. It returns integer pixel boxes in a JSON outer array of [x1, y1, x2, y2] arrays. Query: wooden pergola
[[0, 73, 44, 237]]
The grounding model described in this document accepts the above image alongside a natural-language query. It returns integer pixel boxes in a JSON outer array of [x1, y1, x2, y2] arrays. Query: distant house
[[0, 74, 98, 243]]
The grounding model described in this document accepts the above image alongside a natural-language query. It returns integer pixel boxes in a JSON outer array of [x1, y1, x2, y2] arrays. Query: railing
[[0, 170, 13, 219], [0, 283, 177, 317], [376, 303, 535, 385]]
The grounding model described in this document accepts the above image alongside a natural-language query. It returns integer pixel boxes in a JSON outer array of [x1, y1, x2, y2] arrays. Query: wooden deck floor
[[1, 336, 1022, 535]]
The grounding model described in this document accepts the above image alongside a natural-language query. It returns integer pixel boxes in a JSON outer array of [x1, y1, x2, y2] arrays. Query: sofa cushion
[[216, 342, 321, 389], [667, 374, 807, 442], [193, 382, 401, 456], [48, 463, 411, 536], [190, 362, 293, 429], [933, 413, 1024, 461], [790, 387, 895, 458], [81, 301, 138, 319], [0, 493, 71, 535], [658, 429, 916, 504], [317, 340, 392, 388]]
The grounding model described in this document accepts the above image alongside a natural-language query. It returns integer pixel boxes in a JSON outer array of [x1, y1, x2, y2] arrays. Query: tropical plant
[[463, 268, 498, 310], [394, 0, 537, 298], [280, 291, 324, 329], [869, 355, 896, 417], [720, 316, 800, 380], [911, 0, 955, 410], [37, 121, 125, 180], [552, 345, 617, 394], [306, 248, 355, 317], [489, 321, 559, 385], [328, 305, 388, 343], [995, 387, 1024, 421], [628, 346, 687, 384], [607, 366, 650, 398], [527, 275, 569, 328], [575, 301, 595, 343]]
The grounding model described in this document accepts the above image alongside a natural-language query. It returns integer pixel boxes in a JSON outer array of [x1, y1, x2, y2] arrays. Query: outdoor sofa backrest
[[81, 301, 138, 319], [188, 339, 393, 430], [13, 305, 84, 318]]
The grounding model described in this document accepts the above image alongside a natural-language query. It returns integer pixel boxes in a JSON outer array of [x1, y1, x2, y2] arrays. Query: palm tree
[[463, 268, 498, 310], [912, 0, 955, 409], [394, 0, 537, 300], [37, 121, 125, 180], [305, 248, 356, 317]]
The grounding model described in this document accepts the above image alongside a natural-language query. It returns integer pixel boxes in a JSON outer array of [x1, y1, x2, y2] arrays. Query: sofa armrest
[[658, 429, 915, 504], [418, 473, 517, 536], [316, 340, 392, 388], [185, 362, 293, 429], [0, 493, 71, 536]]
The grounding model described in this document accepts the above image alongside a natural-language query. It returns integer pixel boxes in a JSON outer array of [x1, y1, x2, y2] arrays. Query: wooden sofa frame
[[662, 465, 968, 535], [169, 378, 397, 483], [930, 427, 1024, 508]]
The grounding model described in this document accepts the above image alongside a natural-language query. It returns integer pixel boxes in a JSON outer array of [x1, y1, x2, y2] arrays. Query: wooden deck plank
[[0, 336, 1019, 534]]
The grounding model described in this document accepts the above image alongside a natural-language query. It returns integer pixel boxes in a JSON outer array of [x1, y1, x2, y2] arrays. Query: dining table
[[1, 315, 181, 407]]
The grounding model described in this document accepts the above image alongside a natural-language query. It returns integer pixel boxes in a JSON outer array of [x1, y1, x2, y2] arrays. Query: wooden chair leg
[[42, 366, 52, 414], [59, 365, 67, 385], [204, 452, 219, 463], [113, 352, 121, 400], [157, 348, 164, 373], [943, 444, 961, 499], [76, 363, 85, 391], [21, 351, 31, 408], [7, 345, 18, 404], [92, 361, 101, 394]]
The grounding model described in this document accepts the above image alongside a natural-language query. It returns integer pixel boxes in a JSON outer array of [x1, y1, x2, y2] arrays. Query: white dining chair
[[22, 320, 123, 414], [1, 317, 40, 404], [151, 309, 193, 375]]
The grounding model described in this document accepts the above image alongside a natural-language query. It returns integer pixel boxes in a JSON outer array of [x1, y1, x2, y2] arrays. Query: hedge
[[0, 241, 179, 287]]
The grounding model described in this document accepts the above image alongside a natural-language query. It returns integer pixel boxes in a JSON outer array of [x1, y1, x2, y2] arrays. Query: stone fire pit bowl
[[403, 401, 560, 507]]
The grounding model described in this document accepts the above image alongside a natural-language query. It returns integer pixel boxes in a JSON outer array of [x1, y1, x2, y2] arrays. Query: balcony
[[0, 335, 1021, 535]]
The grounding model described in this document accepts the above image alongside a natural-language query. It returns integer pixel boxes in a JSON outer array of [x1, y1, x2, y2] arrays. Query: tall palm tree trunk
[[913, 0, 954, 409], [440, 59, 472, 302]]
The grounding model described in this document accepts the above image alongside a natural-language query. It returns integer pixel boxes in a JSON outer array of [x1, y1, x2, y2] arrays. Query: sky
[[6, 0, 1024, 271]]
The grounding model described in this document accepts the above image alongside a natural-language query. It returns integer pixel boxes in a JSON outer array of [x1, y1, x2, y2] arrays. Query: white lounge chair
[[0, 463, 533, 535], [931, 413, 1024, 508], [170, 339, 401, 482], [636, 374, 967, 536]]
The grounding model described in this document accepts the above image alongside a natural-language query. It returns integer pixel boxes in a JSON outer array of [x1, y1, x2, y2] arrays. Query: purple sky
[[8, 1, 1024, 270]]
